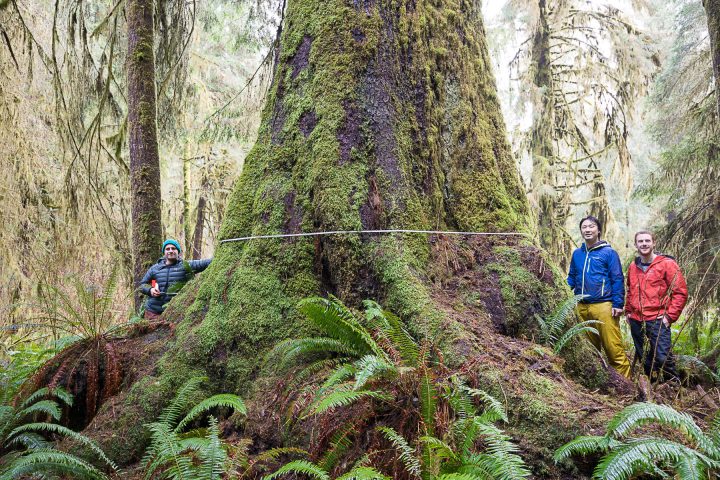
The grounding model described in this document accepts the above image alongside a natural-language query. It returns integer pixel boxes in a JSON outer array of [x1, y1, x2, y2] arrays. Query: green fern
[[0, 387, 115, 479], [140, 377, 246, 479], [263, 458, 389, 480], [555, 402, 720, 479], [306, 390, 391, 417], [378, 426, 423, 478], [553, 321, 599, 354], [534, 294, 586, 349]]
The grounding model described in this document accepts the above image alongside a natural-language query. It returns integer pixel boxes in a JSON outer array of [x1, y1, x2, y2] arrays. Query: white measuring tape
[[220, 229, 531, 243]]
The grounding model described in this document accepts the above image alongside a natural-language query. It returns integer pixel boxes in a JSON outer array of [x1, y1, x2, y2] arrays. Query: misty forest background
[[1, 0, 720, 478]]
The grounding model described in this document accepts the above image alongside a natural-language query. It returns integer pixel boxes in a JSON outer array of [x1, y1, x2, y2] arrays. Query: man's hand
[[150, 286, 161, 297], [659, 314, 670, 328], [611, 307, 623, 318]]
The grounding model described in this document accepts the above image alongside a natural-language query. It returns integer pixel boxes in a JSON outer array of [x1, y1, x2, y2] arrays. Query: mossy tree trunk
[[706, 0, 720, 117], [92, 0, 611, 467], [127, 0, 163, 309], [527, 0, 571, 265], [170, 0, 532, 387]]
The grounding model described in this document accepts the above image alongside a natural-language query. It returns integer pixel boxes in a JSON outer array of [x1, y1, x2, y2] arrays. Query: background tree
[[705, 0, 720, 115], [127, 0, 163, 309], [506, 0, 658, 263], [639, 0, 719, 359]]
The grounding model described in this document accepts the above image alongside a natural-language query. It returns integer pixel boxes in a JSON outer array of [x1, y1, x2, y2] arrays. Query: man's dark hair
[[579, 215, 602, 232]]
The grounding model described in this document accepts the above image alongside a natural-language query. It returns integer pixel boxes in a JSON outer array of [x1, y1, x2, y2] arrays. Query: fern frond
[[252, 447, 308, 464], [9, 432, 51, 450], [460, 384, 507, 423], [364, 301, 420, 367], [419, 373, 437, 433], [142, 421, 192, 480], [158, 376, 207, 427], [353, 355, 396, 390], [197, 417, 227, 480], [21, 386, 73, 409], [336, 466, 391, 480], [606, 403, 716, 454], [298, 297, 385, 360], [437, 474, 485, 480], [419, 436, 459, 462], [269, 338, 360, 371], [0, 449, 107, 480], [16, 399, 63, 422], [262, 459, 330, 480], [320, 363, 357, 392], [175, 394, 246, 432], [553, 435, 619, 462], [460, 451, 530, 480], [554, 321, 599, 354], [319, 422, 355, 472], [594, 437, 712, 480], [377, 426, 422, 478], [470, 422, 530, 479], [8, 423, 116, 469], [542, 295, 584, 342], [307, 390, 391, 417], [673, 453, 707, 480]]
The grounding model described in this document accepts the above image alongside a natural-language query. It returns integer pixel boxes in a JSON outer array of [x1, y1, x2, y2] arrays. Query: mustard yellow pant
[[576, 302, 631, 378]]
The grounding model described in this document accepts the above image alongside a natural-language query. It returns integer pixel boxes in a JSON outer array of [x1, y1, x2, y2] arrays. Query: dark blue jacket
[[567, 241, 624, 308], [140, 258, 211, 313]]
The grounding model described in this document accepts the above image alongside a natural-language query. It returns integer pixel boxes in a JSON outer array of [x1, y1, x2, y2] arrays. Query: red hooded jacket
[[625, 255, 688, 323]]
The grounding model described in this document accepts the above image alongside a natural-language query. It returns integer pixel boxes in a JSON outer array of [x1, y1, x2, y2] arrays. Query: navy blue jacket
[[567, 241, 624, 308], [140, 258, 211, 313]]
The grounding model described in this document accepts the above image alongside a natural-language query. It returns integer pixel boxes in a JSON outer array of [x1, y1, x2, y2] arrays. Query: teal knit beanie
[[162, 239, 182, 254]]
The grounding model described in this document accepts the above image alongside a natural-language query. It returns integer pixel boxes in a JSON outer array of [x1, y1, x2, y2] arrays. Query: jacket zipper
[[580, 243, 603, 299], [601, 279, 605, 297]]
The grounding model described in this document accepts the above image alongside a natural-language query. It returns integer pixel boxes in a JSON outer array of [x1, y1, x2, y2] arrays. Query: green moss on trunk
[[93, 0, 611, 469]]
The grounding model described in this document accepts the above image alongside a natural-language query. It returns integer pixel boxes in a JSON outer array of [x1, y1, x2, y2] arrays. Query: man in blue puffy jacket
[[567, 216, 631, 377], [139, 239, 212, 319]]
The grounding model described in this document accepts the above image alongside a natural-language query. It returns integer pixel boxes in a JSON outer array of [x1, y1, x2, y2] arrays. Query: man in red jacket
[[625, 231, 688, 382]]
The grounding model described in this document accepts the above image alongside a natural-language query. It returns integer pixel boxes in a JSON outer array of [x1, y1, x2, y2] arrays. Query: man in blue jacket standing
[[567, 216, 631, 378], [139, 239, 212, 319]]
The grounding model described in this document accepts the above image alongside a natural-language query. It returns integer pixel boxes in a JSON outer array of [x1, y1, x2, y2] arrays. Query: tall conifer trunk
[[127, 0, 163, 309], [705, 0, 720, 116], [90, 0, 610, 467]]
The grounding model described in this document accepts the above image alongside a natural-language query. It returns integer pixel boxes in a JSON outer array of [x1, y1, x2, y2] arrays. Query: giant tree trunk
[[706, 0, 720, 117], [87, 0, 613, 471], [127, 0, 163, 309]]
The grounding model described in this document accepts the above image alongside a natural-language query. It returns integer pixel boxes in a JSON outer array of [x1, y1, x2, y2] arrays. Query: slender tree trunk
[[705, 0, 720, 117], [191, 196, 205, 259], [127, 0, 162, 310], [182, 145, 192, 253], [528, 0, 571, 264]]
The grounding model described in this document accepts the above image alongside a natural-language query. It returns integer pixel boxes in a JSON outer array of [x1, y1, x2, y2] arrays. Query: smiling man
[[567, 216, 631, 377], [138, 239, 212, 319], [625, 231, 688, 382]]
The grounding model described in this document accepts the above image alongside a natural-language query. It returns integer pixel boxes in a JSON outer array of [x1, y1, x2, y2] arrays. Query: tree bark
[[127, 0, 163, 310], [92, 0, 611, 467], [191, 196, 205, 259], [705, 0, 720, 117]]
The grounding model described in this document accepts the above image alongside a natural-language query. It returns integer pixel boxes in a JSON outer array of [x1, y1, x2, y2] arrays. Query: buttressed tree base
[[77, 0, 624, 475]]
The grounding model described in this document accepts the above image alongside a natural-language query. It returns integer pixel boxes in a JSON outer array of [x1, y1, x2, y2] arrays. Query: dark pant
[[629, 319, 679, 382]]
